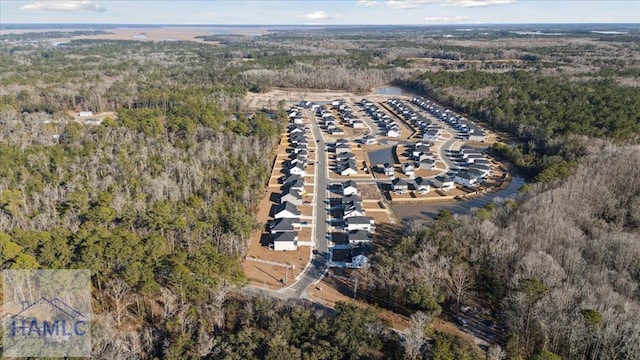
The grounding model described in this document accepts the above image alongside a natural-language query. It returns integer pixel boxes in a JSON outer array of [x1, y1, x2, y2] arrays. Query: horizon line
[[2, 22, 639, 26]]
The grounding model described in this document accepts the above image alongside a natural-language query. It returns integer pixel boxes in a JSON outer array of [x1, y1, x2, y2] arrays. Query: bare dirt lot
[[359, 184, 382, 200], [244, 128, 313, 289]]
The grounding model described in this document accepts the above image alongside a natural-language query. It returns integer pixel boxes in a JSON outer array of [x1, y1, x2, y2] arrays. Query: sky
[[1, 0, 639, 25]]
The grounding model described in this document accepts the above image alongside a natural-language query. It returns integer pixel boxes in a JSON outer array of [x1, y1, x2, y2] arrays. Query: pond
[[374, 86, 413, 96], [367, 147, 394, 166], [391, 176, 526, 223]]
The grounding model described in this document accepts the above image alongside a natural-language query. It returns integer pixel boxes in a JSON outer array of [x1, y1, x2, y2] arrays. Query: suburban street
[[272, 109, 330, 298]]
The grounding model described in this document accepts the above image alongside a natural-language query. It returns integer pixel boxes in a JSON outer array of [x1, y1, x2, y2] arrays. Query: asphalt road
[[274, 110, 330, 298]]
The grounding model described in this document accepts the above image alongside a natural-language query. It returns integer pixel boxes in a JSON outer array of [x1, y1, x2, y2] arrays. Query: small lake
[[368, 147, 394, 165], [374, 86, 413, 96], [391, 176, 526, 223]]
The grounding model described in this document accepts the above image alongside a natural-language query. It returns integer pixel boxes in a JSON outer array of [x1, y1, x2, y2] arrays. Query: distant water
[[374, 86, 411, 96], [391, 176, 526, 223], [368, 147, 394, 165]]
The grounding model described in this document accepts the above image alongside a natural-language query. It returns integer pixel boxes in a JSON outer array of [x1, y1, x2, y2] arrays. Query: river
[[391, 176, 526, 223]]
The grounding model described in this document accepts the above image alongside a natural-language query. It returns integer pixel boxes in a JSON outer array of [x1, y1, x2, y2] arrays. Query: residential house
[[362, 135, 377, 145], [339, 159, 358, 176], [345, 216, 376, 232], [334, 150, 354, 162], [392, 178, 409, 193], [288, 125, 305, 135], [335, 143, 351, 154], [269, 218, 300, 234], [386, 128, 400, 137], [468, 168, 487, 180], [341, 180, 359, 196], [272, 231, 298, 251], [280, 188, 303, 206], [348, 230, 372, 245], [469, 131, 487, 142], [290, 154, 307, 166], [454, 172, 479, 188], [289, 163, 306, 176], [420, 158, 436, 170], [343, 201, 365, 219], [281, 174, 301, 186], [293, 149, 308, 159], [331, 127, 345, 135], [383, 163, 395, 176], [465, 154, 486, 164], [413, 177, 430, 193], [352, 120, 365, 128], [284, 178, 305, 193], [345, 245, 370, 269], [401, 162, 417, 177], [432, 175, 455, 191], [423, 128, 441, 141], [274, 202, 301, 219], [468, 163, 491, 176]]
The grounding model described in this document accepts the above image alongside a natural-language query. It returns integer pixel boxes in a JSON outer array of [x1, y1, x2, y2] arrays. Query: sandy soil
[[244, 125, 313, 289], [359, 184, 382, 200]]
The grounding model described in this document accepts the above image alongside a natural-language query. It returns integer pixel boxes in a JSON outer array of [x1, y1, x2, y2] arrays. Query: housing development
[[247, 92, 511, 288], [2, 14, 639, 359]]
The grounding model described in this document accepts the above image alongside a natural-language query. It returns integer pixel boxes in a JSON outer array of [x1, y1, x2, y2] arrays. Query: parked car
[[457, 317, 468, 327]]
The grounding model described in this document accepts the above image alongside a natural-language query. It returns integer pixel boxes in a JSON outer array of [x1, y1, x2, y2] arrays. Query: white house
[[340, 163, 358, 176], [342, 180, 359, 196], [383, 163, 395, 176], [352, 120, 365, 129], [280, 188, 303, 206], [335, 143, 351, 154], [345, 216, 376, 232], [289, 126, 305, 135], [274, 202, 301, 219], [413, 177, 430, 193], [392, 178, 409, 193], [454, 172, 479, 187], [423, 129, 441, 141], [343, 202, 365, 219], [386, 128, 400, 137], [401, 162, 416, 177], [432, 176, 455, 191], [420, 158, 436, 170], [272, 232, 298, 251], [289, 163, 306, 176], [361, 135, 376, 145]]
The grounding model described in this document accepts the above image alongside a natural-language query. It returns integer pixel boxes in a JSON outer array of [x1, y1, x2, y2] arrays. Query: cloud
[[303, 11, 329, 20], [21, 1, 107, 12], [356, 0, 516, 8], [357, 0, 383, 5], [424, 15, 469, 22], [444, 0, 516, 7], [387, 1, 420, 9]]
